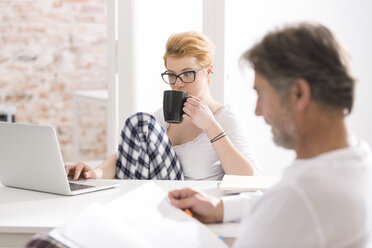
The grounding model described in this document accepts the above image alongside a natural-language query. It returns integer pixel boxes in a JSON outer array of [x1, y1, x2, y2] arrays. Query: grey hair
[[241, 22, 355, 114]]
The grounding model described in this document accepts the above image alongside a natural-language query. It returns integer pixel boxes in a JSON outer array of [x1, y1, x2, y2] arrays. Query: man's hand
[[168, 187, 224, 223]]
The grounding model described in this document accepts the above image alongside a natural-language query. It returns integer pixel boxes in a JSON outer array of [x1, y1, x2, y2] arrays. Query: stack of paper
[[218, 175, 281, 192], [50, 181, 228, 248]]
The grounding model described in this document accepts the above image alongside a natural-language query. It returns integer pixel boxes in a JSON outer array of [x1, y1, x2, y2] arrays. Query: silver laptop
[[0, 122, 120, 195]]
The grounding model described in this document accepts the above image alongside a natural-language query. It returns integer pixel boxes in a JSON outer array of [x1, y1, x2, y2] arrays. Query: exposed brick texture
[[0, 0, 108, 162]]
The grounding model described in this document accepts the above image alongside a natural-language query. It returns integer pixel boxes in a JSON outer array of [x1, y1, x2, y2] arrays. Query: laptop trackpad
[[69, 182, 95, 191]]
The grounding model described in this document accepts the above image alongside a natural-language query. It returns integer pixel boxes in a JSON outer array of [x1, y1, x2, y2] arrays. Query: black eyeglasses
[[161, 66, 205, 85]]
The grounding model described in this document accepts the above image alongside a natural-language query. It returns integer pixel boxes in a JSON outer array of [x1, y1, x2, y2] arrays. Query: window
[[108, 0, 202, 153], [110, 0, 372, 175], [135, 0, 202, 113], [225, 0, 372, 175]]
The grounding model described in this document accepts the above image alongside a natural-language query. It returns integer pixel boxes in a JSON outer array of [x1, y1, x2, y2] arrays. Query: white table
[[0, 180, 239, 248]]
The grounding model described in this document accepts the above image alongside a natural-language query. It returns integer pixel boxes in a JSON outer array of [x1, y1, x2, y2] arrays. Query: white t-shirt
[[222, 139, 372, 248], [153, 105, 259, 180]]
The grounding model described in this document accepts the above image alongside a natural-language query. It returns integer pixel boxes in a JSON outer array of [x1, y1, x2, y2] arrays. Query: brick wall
[[0, 0, 108, 162]]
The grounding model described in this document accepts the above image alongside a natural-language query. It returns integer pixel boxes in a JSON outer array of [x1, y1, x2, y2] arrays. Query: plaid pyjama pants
[[115, 112, 184, 180], [25, 113, 184, 248]]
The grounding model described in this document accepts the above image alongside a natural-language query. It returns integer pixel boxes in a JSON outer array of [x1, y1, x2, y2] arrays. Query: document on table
[[219, 175, 281, 192], [49, 181, 228, 248]]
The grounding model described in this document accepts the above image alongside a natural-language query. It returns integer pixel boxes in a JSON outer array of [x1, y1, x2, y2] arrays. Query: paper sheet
[[50, 181, 228, 248], [50, 203, 153, 248]]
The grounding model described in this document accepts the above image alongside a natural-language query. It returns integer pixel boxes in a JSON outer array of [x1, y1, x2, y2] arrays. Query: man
[[169, 23, 372, 247]]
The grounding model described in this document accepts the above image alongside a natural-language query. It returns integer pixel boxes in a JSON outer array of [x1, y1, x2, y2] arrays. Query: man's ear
[[291, 78, 311, 111]]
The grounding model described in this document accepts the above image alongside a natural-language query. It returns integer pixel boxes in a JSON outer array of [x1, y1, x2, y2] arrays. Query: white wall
[[225, 0, 372, 176], [134, 0, 202, 114]]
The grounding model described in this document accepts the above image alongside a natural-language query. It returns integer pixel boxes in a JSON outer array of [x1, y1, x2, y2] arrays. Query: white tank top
[[153, 105, 259, 180]]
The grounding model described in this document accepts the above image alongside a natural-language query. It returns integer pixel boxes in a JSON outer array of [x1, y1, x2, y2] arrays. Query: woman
[[66, 31, 258, 181]]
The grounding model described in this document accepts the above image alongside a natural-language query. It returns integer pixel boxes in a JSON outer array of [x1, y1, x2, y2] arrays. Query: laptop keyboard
[[69, 182, 95, 191]]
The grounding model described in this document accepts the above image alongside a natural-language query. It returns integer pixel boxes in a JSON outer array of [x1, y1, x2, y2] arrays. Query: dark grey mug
[[163, 90, 188, 124]]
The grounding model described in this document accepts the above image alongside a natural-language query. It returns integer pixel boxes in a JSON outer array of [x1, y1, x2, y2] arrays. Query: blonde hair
[[163, 31, 216, 67]]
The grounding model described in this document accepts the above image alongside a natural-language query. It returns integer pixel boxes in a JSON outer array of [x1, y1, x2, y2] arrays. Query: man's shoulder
[[252, 155, 372, 218], [288, 139, 372, 198]]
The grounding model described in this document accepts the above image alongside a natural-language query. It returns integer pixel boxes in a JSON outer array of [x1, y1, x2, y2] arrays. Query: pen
[[210, 228, 224, 241], [184, 209, 193, 217], [183, 209, 224, 241]]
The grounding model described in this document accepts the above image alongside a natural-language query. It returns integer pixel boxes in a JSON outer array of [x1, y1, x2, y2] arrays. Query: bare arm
[[93, 152, 117, 179], [65, 152, 117, 180], [205, 121, 255, 175], [183, 97, 255, 175]]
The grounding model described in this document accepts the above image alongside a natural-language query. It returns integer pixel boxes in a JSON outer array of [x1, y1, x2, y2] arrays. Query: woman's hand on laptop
[[65, 163, 97, 180]]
